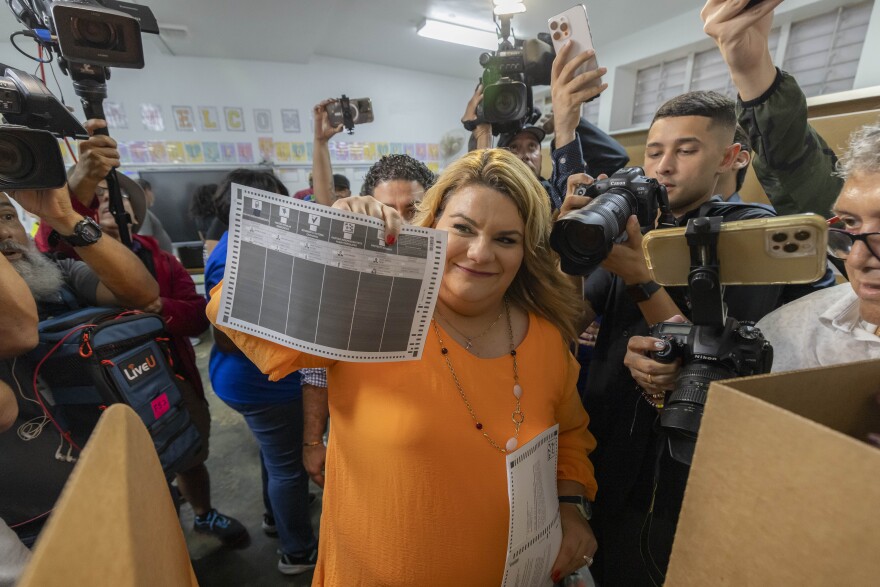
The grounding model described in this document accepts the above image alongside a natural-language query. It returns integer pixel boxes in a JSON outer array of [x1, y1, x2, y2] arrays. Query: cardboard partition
[[666, 359, 880, 586], [18, 404, 198, 587]]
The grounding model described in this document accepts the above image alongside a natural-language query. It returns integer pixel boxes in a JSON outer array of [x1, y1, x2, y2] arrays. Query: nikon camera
[[649, 318, 773, 465]]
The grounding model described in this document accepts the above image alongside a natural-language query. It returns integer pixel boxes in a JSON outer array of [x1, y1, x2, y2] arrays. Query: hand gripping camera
[[550, 167, 675, 275], [648, 217, 774, 466]]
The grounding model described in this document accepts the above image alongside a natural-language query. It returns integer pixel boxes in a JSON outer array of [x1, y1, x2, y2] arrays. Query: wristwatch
[[559, 495, 592, 520], [626, 280, 661, 303], [49, 217, 103, 248]]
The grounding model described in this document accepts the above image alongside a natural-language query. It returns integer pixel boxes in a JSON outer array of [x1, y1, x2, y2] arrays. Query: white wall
[[1, 39, 476, 194]]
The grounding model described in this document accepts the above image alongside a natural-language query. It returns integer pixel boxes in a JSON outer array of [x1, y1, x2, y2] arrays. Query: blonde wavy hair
[[412, 149, 581, 341]]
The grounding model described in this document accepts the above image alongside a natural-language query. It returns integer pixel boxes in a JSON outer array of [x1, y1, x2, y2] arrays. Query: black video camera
[[550, 167, 675, 275], [0, 64, 88, 191], [10, 0, 159, 69], [649, 319, 773, 465], [476, 15, 553, 135]]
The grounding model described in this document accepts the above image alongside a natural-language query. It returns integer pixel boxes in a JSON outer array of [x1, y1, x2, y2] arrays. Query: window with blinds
[[624, 0, 873, 128], [782, 1, 873, 97], [691, 30, 781, 98], [631, 56, 689, 126]]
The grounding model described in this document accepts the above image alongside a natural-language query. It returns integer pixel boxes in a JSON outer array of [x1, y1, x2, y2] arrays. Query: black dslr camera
[[0, 64, 88, 191], [649, 319, 772, 465], [476, 14, 553, 135], [550, 167, 675, 275], [647, 216, 774, 466]]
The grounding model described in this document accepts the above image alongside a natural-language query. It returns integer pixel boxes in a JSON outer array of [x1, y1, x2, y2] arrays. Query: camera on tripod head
[[0, 64, 88, 191], [550, 167, 675, 275], [476, 14, 554, 135]]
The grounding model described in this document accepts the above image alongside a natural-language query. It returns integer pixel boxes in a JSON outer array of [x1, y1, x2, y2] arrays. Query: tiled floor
[[184, 334, 322, 586]]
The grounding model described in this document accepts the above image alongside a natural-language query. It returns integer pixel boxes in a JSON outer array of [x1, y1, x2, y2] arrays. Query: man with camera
[[463, 43, 629, 211], [558, 89, 832, 586], [310, 99, 434, 221], [0, 185, 159, 543], [629, 121, 880, 383]]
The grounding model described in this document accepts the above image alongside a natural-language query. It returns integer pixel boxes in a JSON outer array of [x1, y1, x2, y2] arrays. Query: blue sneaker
[[193, 509, 248, 545]]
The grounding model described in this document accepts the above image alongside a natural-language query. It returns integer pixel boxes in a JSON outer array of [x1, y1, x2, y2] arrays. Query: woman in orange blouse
[[209, 149, 598, 585]]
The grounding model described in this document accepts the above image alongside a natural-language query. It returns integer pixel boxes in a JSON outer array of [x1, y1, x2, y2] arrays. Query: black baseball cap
[[497, 126, 547, 148], [333, 174, 350, 190]]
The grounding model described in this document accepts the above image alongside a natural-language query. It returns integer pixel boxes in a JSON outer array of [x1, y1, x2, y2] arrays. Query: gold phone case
[[643, 214, 828, 286]]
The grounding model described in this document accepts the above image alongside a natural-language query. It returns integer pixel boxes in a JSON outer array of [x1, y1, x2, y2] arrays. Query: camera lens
[[784, 243, 799, 253], [0, 135, 34, 182], [494, 88, 520, 119], [72, 17, 118, 49], [794, 230, 811, 241], [772, 232, 787, 243], [661, 361, 737, 440], [550, 188, 636, 275]]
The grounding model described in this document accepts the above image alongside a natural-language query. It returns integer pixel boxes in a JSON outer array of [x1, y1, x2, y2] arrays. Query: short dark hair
[[136, 178, 152, 192], [361, 154, 435, 196], [213, 169, 288, 226], [651, 90, 737, 137], [189, 183, 218, 219], [733, 124, 752, 192]]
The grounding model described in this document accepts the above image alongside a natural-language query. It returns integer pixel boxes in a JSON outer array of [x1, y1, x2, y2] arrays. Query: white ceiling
[[1, 0, 700, 79]]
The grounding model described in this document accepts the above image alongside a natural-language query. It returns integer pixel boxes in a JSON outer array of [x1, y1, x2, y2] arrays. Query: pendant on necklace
[[505, 437, 518, 452], [513, 384, 523, 399]]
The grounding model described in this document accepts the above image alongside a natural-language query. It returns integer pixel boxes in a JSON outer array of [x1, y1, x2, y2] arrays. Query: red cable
[[65, 137, 79, 164], [31, 325, 99, 453], [9, 509, 53, 529]]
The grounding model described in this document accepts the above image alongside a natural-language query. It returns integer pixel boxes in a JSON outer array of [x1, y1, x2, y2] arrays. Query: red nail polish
[[386, 235, 396, 245], [551, 571, 560, 583]]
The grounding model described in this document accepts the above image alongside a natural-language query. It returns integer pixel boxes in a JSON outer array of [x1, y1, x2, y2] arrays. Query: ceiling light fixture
[[493, 1, 526, 16], [416, 19, 498, 51]]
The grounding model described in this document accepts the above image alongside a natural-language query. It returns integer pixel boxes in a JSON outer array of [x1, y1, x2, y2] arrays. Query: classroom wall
[[0, 38, 476, 195]]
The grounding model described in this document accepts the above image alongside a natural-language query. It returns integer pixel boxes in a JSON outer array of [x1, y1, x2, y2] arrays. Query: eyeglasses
[[827, 228, 880, 260]]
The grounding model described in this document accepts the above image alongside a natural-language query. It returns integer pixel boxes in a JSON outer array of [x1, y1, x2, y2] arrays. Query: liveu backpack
[[26, 306, 202, 478]]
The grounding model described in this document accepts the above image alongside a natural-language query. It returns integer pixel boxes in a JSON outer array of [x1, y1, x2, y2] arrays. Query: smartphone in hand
[[548, 5, 600, 89]]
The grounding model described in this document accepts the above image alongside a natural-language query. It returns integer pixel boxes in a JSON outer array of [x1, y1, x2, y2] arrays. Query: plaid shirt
[[300, 368, 327, 388]]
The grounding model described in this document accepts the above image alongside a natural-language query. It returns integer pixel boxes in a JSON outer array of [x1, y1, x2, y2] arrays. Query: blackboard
[[137, 168, 244, 243]]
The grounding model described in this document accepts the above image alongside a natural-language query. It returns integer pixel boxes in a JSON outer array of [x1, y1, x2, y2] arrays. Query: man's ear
[[734, 147, 751, 170], [718, 142, 742, 174]]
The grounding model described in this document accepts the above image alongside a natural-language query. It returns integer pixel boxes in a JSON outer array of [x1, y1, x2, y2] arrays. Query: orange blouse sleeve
[[555, 341, 598, 501], [206, 282, 333, 380]]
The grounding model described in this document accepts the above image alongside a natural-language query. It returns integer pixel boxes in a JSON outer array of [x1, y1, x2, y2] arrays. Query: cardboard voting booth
[[18, 404, 198, 587], [666, 359, 880, 586]]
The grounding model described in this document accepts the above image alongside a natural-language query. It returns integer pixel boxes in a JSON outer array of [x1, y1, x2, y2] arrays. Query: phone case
[[328, 98, 374, 127], [548, 5, 599, 86], [642, 214, 829, 286]]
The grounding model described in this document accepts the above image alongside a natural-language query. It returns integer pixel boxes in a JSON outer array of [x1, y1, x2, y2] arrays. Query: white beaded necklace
[[433, 298, 524, 454]]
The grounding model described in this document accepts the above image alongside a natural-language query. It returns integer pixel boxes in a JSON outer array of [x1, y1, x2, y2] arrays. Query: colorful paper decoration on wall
[[225, 107, 245, 132], [254, 109, 273, 133], [281, 109, 300, 133], [104, 102, 128, 129], [204, 142, 221, 163], [198, 107, 221, 131], [236, 142, 254, 163], [140, 104, 165, 131], [172, 106, 196, 132]]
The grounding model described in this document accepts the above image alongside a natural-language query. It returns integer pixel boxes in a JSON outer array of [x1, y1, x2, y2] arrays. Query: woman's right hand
[[332, 195, 402, 245]]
